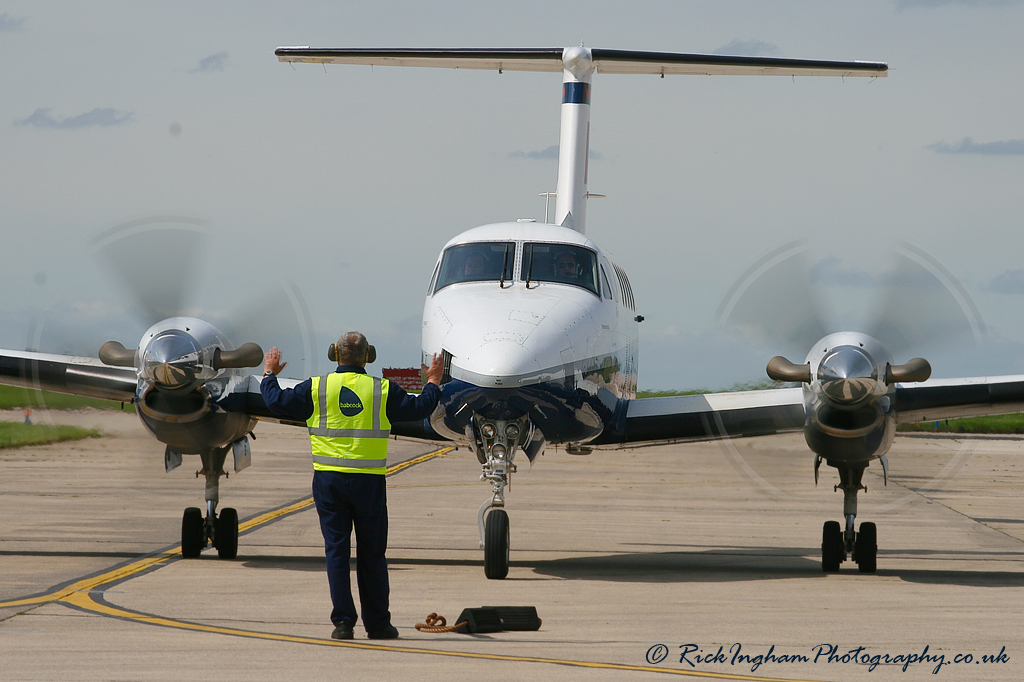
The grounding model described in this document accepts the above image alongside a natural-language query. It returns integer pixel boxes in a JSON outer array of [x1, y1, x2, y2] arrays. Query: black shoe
[[367, 625, 399, 640], [331, 622, 354, 640]]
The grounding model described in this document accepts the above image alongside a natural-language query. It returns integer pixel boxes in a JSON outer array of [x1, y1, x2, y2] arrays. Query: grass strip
[[0, 385, 133, 412], [0, 422, 101, 449], [897, 413, 1024, 434]]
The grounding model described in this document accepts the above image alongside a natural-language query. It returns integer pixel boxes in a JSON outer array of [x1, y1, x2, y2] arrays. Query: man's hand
[[264, 347, 287, 376], [422, 353, 444, 387]]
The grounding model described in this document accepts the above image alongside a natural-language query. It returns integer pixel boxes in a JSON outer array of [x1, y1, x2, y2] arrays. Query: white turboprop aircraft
[[3, 46, 1023, 579]]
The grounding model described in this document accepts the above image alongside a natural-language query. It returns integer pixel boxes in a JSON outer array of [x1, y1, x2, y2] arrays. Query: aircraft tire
[[181, 507, 205, 558], [215, 507, 239, 560], [854, 521, 877, 574], [484, 509, 510, 580], [821, 520, 842, 573]]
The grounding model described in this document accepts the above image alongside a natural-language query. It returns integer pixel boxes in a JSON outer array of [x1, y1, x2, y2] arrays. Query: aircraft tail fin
[[277, 47, 886, 234]]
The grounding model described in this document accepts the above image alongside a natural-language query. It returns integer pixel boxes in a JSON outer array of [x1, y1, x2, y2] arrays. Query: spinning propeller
[[91, 217, 312, 384], [718, 240, 984, 392]]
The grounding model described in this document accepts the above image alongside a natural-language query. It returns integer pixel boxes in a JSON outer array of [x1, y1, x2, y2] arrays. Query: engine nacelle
[[767, 331, 930, 465]]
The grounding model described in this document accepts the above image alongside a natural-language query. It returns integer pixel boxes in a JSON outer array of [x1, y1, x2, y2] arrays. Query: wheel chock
[[454, 607, 503, 633], [484, 605, 542, 631]]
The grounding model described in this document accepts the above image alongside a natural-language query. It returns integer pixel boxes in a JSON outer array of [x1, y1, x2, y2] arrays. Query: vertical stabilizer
[[554, 47, 593, 234], [275, 46, 886, 235]]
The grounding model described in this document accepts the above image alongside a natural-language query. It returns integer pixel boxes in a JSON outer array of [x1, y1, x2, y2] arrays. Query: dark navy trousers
[[311, 470, 391, 632]]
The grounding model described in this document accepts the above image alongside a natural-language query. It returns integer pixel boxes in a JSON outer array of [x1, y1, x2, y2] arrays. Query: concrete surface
[[1, 409, 1021, 681]]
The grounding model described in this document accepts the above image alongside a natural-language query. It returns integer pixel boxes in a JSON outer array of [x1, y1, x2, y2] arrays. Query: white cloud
[[15, 108, 133, 129], [191, 52, 229, 73], [0, 13, 26, 33], [930, 137, 1024, 155]]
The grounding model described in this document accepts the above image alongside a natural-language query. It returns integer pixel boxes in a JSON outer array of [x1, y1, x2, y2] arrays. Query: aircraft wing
[[275, 47, 887, 78], [894, 375, 1024, 424], [0, 349, 137, 403], [605, 374, 1024, 446], [606, 387, 806, 445]]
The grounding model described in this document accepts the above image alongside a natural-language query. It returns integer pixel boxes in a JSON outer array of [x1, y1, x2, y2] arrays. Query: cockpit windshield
[[521, 243, 599, 296], [434, 242, 515, 293]]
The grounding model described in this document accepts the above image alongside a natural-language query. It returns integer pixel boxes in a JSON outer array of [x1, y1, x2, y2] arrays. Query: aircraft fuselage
[[422, 222, 638, 449]]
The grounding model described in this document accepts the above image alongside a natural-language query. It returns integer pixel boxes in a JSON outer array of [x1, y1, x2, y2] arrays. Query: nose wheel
[[474, 415, 530, 579], [180, 506, 238, 559], [821, 463, 877, 573], [179, 445, 240, 559], [483, 509, 510, 579], [182, 506, 205, 558]]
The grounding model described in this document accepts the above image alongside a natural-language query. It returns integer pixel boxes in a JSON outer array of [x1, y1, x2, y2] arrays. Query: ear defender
[[327, 342, 376, 364]]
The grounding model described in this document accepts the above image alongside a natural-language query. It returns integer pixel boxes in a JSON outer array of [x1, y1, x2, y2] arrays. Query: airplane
[[3, 46, 1024, 579]]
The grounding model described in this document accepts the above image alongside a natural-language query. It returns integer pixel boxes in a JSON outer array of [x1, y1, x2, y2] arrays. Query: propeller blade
[[865, 243, 985, 359], [98, 340, 137, 367], [212, 343, 264, 370], [724, 240, 984, 372], [212, 278, 318, 378], [766, 356, 811, 383], [718, 241, 831, 356], [91, 216, 207, 324], [885, 357, 931, 384]]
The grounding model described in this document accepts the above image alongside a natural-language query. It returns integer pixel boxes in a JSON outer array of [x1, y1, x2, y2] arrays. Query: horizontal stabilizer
[[275, 47, 887, 78]]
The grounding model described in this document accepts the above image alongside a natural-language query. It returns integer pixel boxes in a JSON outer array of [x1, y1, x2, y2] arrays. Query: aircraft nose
[[458, 340, 541, 387]]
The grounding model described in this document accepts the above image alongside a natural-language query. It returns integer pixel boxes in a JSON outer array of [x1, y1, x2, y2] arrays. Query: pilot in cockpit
[[553, 251, 580, 281], [464, 251, 488, 277]]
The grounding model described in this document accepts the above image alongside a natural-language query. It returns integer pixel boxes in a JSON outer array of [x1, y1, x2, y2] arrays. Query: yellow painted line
[[237, 497, 315, 532], [0, 551, 178, 608], [0, 446, 452, 609], [1, 442, 824, 681], [60, 588, 819, 682], [386, 447, 454, 475]]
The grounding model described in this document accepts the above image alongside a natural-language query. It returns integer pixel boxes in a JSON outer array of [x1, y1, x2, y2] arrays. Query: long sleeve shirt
[[260, 364, 441, 424]]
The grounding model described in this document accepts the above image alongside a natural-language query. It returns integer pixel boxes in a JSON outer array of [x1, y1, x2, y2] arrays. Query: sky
[[2, 0, 1024, 389]]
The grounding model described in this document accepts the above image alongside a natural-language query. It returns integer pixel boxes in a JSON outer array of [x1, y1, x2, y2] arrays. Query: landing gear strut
[[821, 463, 877, 573], [179, 445, 239, 559], [474, 415, 529, 579]]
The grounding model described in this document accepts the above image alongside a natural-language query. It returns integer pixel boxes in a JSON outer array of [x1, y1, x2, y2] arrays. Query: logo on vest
[[336, 387, 364, 417]]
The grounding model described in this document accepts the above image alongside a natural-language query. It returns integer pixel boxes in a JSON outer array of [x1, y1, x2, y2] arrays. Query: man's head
[[335, 331, 371, 366], [464, 252, 487, 276], [554, 251, 578, 278]]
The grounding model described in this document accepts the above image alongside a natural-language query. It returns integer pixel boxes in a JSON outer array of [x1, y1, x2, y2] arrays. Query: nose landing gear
[[179, 443, 242, 559], [473, 415, 530, 579], [821, 463, 877, 573]]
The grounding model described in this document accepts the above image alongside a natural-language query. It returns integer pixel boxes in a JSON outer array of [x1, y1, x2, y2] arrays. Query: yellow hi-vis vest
[[307, 373, 391, 475]]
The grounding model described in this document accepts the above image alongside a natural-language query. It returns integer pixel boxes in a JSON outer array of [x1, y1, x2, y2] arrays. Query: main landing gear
[[820, 460, 877, 573], [474, 415, 530, 579], [178, 444, 241, 559]]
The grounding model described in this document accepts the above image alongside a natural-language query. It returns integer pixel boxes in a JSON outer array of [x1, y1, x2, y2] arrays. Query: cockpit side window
[[599, 264, 613, 300], [427, 261, 440, 294], [521, 243, 599, 296], [434, 242, 515, 293]]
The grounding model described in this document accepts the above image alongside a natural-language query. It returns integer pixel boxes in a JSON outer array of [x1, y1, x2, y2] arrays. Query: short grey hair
[[335, 331, 368, 365]]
